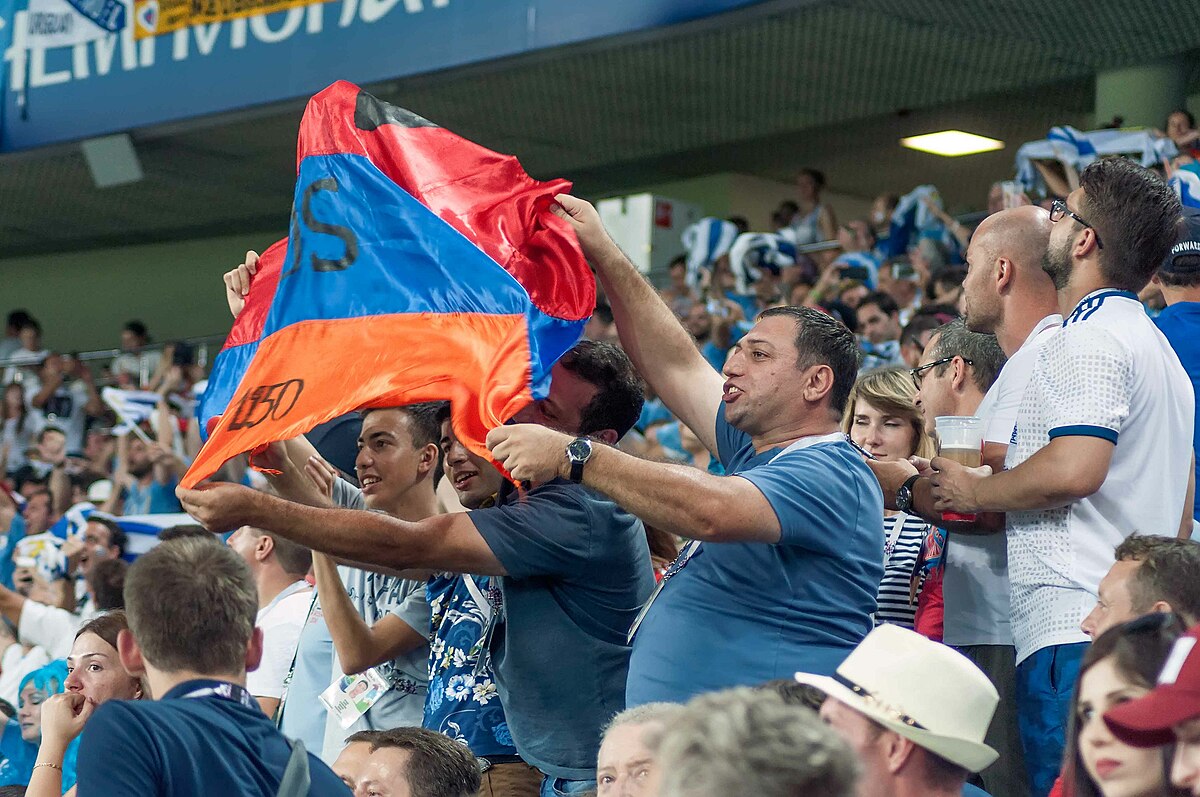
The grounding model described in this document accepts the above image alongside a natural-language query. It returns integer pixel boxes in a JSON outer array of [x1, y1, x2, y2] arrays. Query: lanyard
[[178, 681, 260, 711], [883, 512, 908, 567], [461, 575, 492, 624], [275, 589, 321, 727], [626, 431, 846, 644]]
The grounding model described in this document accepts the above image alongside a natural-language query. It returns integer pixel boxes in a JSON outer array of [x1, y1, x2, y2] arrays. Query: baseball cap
[[1160, 214, 1200, 278], [1105, 623, 1200, 747]]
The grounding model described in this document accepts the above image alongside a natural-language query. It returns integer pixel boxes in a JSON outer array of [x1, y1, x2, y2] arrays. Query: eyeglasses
[[1049, 199, 1104, 250], [910, 357, 972, 389]]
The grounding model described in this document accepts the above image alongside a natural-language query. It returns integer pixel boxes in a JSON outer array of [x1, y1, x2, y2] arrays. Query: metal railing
[[1, 334, 228, 388]]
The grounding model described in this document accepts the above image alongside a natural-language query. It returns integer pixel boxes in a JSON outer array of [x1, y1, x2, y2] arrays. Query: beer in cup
[[934, 416, 984, 522]]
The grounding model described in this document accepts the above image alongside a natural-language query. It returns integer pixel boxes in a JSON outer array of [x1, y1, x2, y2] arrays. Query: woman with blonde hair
[[841, 367, 936, 629]]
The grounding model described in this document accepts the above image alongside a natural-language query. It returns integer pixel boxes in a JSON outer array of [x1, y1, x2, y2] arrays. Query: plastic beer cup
[[934, 416, 984, 523]]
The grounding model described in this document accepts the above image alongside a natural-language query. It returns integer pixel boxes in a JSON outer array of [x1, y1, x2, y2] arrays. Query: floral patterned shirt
[[423, 573, 517, 758]]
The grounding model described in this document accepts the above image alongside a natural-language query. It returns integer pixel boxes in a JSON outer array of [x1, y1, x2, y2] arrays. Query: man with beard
[[112, 432, 183, 515], [929, 158, 1193, 795]]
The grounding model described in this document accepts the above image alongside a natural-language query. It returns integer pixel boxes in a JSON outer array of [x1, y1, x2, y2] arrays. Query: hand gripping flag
[[182, 81, 593, 488]]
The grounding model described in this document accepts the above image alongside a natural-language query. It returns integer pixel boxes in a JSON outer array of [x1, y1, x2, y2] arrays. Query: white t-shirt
[[247, 581, 312, 700], [942, 314, 1060, 648], [1007, 290, 1194, 663], [17, 597, 97, 660]]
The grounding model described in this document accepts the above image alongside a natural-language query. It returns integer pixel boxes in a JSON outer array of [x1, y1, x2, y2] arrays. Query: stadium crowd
[[0, 109, 1199, 797]]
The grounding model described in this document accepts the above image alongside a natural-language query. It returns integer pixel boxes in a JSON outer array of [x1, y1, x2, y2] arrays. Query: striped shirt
[[875, 513, 930, 629]]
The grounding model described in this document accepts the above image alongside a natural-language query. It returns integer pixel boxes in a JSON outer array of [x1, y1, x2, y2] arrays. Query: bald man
[[870, 206, 1057, 797]]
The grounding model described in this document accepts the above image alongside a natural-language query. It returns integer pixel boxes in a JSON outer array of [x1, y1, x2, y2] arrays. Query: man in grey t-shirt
[[272, 405, 441, 762]]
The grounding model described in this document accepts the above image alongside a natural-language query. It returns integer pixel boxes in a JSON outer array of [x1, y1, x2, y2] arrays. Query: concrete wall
[[1, 230, 282, 354]]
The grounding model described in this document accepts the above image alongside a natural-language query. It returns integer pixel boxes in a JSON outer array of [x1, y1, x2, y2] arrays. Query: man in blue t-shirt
[[74, 538, 349, 797], [179, 340, 654, 797], [486, 195, 883, 707], [1152, 213, 1200, 523]]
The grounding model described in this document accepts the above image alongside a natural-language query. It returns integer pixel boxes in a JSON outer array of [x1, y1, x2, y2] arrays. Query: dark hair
[[857, 291, 899, 318], [345, 727, 481, 797], [88, 517, 127, 558], [1064, 614, 1190, 797], [899, 314, 944, 350], [157, 524, 217, 543], [799, 168, 826, 189], [1167, 108, 1196, 129], [88, 558, 129, 611], [759, 678, 826, 712], [928, 267, 967, 298], [256, 529, 312, 579], [1077, 158, 1183, 292], [557, 340, 644, 438], [1114, 535, 1200, 625], [592, 302, 614, 326], [123, 321, 148, 339], [124, 538, 258, 675], [927, 319, 1007, 395], [758, 307, 860, 415], [360, 402, 446, 450], [668, 254, 688, 271], [5, 310, 33, 330], [75, 608, 129, 648], [18, 320, 41, 336], [0, 785, 27, 796]]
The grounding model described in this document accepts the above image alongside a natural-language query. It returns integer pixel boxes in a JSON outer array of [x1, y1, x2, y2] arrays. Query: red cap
[[1105, 624, 1200, 747]]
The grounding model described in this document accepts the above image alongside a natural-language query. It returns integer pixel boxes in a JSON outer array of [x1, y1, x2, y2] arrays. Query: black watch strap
[[897, 474, 921, 512], [570, 461, 585, 482]]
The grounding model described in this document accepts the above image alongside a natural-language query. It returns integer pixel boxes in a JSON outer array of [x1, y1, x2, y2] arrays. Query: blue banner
[[0, 0, 764, 152]]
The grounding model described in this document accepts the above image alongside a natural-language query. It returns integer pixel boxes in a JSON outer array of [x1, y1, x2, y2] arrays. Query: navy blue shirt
[[76, 679, 350, 797], [1156, 301, 1200, 520], [471, 480, 655, 780], [626, 404, 883, 706]]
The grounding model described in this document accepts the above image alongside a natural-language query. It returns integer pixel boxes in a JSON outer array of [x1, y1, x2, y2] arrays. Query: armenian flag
[[183, 81, 593, 488]]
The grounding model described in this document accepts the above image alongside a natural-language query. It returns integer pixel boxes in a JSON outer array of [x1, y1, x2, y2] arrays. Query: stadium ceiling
[[2, 0, 1199, 257]]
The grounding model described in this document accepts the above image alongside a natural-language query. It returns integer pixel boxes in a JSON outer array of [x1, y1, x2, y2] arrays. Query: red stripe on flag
[[223, 238, 286, 350], [299, 82, 592, 322]]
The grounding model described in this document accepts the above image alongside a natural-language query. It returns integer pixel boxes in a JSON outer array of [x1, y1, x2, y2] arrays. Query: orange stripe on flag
[[183, 313, 532, 489]]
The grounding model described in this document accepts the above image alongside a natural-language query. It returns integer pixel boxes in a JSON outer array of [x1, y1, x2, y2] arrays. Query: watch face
[[566, 438, 592, 463]]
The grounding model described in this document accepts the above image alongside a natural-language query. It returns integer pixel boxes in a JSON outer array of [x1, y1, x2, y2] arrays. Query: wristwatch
[[896, 475, 921, 513], [566, 438, 593, 483]]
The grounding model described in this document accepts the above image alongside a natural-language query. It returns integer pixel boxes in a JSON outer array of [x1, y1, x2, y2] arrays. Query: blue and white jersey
[[1006, 290, 1194, 663]]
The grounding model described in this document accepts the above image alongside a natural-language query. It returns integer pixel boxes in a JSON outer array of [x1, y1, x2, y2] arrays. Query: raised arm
[[553, 195, 725, 453], [312, 552, 426, 675]]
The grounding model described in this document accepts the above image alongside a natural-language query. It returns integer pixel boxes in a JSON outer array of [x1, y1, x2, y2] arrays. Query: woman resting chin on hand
[[29, 611, 145, 797]]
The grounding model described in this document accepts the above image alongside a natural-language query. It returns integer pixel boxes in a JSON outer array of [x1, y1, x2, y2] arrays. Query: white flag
[[25, 0, 127, 49], [102, 386, 159, 426]]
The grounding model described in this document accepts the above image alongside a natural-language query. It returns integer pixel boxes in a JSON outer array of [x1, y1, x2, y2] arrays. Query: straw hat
[[795, 624, 999, 772]]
